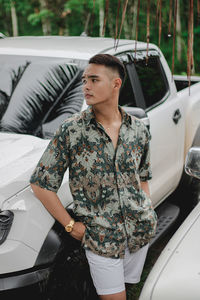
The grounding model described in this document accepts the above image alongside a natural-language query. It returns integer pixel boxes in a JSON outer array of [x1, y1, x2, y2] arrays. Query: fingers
[[70, 222, 86, 241]]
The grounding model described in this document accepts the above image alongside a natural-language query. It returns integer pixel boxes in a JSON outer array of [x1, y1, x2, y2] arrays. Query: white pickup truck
[[0, 36, 200, 299]]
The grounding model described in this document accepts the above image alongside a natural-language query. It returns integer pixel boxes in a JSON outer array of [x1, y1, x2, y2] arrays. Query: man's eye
[[92, 79, 97, 82], [82, 80, 86, 84]]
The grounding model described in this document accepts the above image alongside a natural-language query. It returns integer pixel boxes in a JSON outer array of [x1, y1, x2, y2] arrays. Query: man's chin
[[85, 99, 107, 107], [85, 98, 95, 105]]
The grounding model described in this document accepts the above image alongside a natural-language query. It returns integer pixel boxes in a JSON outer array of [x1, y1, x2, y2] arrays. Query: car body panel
[[0, 239, 38, 274], [139, 201, 200, 300], [0, 132, 49, 206], [0, 36, 146, 60]]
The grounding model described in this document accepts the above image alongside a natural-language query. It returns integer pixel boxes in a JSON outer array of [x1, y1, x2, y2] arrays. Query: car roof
[[0, 36, 155, 60]]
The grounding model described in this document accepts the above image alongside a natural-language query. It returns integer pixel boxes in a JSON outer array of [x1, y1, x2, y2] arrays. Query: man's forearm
[[140, 181, 150, 197]]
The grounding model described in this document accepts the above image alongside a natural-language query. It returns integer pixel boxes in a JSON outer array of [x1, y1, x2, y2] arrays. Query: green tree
[[0, 0, 199, 75]]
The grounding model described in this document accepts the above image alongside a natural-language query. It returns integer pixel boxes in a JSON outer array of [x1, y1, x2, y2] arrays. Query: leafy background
[[0, 0, 200, 75]]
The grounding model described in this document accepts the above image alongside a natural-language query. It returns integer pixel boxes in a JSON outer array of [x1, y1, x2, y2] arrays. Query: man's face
[[82, 63, 119, 106]]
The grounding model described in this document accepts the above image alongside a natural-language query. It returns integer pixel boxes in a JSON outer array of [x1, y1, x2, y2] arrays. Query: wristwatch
[[65, 219, 75, 233]]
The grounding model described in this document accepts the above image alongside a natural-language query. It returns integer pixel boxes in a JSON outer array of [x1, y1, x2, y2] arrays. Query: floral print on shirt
[[30, 106, 157, 258]]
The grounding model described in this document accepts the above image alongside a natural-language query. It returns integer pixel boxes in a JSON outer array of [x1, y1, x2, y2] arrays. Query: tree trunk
[[84, 13, 91, 35], [99, 0, 104, 37], [132, 0, 138, 39], [124, 18, 130, 39], [10, 0, 18, 36], [39, 0, 51, 35]]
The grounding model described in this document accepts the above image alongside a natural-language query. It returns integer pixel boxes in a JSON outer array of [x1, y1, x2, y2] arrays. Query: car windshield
[[0, 55, 87, 139]]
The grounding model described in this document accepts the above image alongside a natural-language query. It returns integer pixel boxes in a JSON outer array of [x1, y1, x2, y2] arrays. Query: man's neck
[[92, 102, 122, 150], [92, 103, 121, 126]]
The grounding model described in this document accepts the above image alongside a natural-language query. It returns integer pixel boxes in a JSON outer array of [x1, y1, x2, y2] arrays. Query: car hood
[[139, 201, 200, 300], [0, 132, 49, 208]]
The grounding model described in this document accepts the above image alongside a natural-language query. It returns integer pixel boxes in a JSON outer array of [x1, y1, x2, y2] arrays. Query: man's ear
[[114, 78, 122, 90]]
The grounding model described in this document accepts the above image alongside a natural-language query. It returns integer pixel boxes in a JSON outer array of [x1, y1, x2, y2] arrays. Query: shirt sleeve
[[30, 123, 69, 192], [139, 125, 152, 182]]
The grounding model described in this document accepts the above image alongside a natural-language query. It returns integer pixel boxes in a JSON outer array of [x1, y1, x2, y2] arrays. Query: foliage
[[28, 9, 54, 26], [64, 0, 99, 36], [0, 0, 200, 74]]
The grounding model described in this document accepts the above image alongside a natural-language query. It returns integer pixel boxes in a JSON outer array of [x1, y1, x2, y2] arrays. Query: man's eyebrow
[[82, 74, 100, 79]]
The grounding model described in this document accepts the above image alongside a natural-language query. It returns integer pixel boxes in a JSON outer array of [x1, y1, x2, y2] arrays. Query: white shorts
[[85, 244, 149, 295]]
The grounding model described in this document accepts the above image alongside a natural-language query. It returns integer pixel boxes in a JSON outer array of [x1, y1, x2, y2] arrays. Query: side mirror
[[123, 107, 150, 131], [185, 147, 200, 179]]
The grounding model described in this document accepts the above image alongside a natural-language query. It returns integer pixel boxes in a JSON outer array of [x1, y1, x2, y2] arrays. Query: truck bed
[[174, 74, 200, 92]]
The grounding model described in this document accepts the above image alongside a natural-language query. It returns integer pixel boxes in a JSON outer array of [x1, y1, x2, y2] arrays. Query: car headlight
[[0, 210, 14, 245]]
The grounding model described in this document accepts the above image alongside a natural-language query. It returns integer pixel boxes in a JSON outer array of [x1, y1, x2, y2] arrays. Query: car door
[[116, 50, 184, 207]]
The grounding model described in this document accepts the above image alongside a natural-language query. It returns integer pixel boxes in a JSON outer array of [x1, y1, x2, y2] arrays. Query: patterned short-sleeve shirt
[[30, 106, 157, 258]]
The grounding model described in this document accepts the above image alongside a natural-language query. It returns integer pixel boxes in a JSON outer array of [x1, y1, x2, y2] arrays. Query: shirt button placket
[[115, 162, 126, 223], [102, 189, 106, 199]]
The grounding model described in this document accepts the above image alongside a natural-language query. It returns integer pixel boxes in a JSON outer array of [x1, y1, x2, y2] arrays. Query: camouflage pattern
[[30, 106, 157, 258]]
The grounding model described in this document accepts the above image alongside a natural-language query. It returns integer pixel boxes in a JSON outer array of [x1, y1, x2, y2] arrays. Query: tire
[[172, 125, 200, 220], [188, 124, 200, 207], [169, 170, 197, 222], [186, 172, 200, 209], [46, 223, 98, 300]]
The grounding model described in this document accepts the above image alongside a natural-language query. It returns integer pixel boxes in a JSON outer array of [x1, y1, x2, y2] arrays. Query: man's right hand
[[70, 222, 86, 241]]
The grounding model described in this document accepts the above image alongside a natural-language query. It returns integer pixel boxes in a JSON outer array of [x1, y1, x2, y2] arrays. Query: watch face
[[65, 219, 74, 232], [66, 226, 72, 232]]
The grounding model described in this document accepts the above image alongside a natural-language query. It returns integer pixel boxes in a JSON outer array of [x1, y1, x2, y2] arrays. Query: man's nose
[[83, 81, 90, 91]]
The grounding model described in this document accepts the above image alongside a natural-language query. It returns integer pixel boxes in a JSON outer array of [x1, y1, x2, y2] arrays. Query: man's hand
[[140, 181, 150, 197], [70, 222, 86, 241]]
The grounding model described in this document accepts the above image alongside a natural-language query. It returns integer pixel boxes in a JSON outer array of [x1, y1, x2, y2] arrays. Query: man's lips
[[84, 93, 93, 99]]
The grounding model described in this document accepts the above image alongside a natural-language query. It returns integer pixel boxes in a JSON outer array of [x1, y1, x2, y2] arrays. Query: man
[[30, 54, 157, 300]]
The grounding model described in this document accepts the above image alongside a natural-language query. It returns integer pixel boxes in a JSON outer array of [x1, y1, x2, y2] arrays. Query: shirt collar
[[83, 106, 132, 127]]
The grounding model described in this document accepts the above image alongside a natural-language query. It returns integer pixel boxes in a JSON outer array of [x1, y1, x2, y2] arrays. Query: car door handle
[[173, 109, 181, 124]]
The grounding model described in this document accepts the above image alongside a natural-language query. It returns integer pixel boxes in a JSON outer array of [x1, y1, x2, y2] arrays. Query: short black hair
[[89, 54, 125, 83]]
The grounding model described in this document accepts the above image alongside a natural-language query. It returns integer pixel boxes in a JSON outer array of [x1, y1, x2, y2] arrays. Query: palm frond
[[0, 91, 9, 120], [0, 60, 29, 121], [1, 61, 83, 137]]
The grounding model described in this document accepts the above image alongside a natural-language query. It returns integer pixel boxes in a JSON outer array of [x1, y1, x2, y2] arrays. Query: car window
[[117, 51, 169, 110], [119, 70, 137, 107], [0, 55, 86, 138], [135, 56, 169, 109], [116, 53, 137, 108]]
